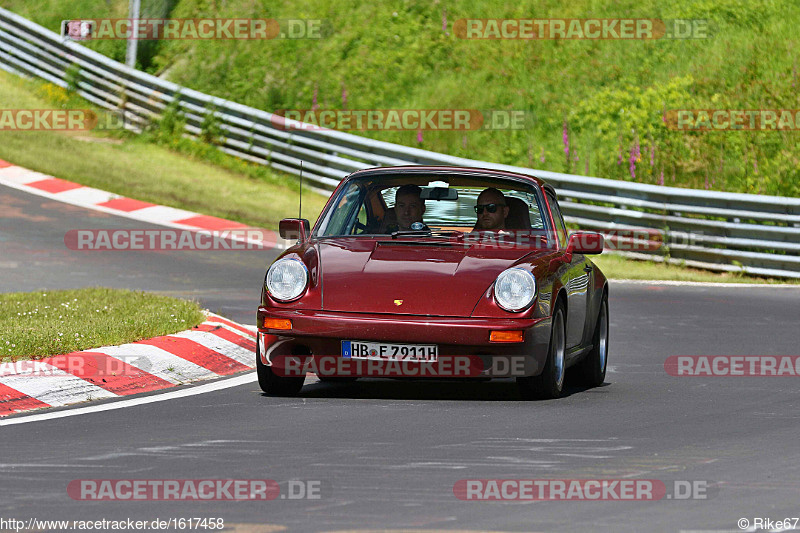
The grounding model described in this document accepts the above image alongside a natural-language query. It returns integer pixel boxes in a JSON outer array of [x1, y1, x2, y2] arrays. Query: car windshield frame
[[311, 171, 556, 247]]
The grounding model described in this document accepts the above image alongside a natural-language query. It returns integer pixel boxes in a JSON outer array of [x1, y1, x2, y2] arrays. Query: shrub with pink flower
[[629, 138, 640, 179]]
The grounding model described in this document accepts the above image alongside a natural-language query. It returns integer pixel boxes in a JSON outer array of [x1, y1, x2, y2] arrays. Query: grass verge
[[0, 71, 329, 229], [0, 288, 205, 361], [593, 254, 800, 285]]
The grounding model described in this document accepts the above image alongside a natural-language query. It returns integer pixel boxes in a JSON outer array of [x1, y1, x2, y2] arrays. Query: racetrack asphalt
[[0, 184, 269, 324], [2, 183, 800, 532]]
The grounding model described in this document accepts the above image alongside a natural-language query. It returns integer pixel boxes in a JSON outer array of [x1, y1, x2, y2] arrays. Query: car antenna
[[298, 160, 303, 220]]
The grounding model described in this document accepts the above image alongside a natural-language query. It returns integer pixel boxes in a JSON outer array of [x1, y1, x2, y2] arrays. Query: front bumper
[[257, 307, 552, 378]]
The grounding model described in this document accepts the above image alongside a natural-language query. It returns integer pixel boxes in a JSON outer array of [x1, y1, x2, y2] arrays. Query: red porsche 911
[[256, 166, 609, 399]]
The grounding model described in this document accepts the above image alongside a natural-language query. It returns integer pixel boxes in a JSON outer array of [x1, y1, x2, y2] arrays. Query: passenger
[[473, 187, 509, 231]]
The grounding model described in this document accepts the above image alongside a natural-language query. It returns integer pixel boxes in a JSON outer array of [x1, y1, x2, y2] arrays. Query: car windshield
[[313, 173, 552, 243]]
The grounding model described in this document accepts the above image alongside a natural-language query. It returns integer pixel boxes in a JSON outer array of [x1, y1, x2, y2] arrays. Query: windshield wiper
[[390, 229, 431, 239], [390, 229, 466, 241], [430, 230, 465, 239]]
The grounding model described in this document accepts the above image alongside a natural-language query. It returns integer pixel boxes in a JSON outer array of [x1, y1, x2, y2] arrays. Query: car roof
[[345, 165, 556, 198]]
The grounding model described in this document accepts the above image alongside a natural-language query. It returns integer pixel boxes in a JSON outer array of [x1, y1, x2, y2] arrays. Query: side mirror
[[279, 218, 310, 242], [567, 231, 604, 255]]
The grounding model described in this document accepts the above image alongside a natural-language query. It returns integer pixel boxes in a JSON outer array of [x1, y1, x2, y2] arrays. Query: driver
[[473, 187, 509, 231], [383, 184, 427, 232]]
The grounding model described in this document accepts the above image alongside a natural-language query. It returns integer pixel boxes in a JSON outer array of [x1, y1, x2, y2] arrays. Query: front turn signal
[[490, 330, 524, 343], [262, 318, 292, 330]]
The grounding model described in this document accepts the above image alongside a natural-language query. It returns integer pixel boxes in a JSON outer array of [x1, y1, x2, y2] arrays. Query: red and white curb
[[0, 159, 288, 249], [0, 313, 256, 417]]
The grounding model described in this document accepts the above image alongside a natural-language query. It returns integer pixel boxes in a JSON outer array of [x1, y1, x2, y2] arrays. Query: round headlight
[[266, 258, 308, 302], [494, 268, 537, 312]]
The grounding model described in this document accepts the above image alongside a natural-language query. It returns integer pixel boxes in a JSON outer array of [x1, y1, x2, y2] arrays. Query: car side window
[[319, 183, 362, 236], [351, 203, 369, 234], [547, 191, 567, 248]]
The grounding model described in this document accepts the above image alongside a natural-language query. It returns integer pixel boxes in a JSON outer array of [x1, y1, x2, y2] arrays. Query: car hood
[[317, 238, 547, 316]]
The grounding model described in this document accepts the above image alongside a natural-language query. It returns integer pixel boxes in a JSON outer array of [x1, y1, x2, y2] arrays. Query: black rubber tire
[[517, 305, 566, 400], [574, 293, 609, 388], [256, 344, 305, 396]]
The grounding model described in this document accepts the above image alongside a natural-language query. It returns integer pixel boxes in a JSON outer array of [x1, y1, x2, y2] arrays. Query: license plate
[[342, 341, 438, 362]]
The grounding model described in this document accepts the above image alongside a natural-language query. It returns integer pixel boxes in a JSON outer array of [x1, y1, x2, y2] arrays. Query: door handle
[[583, 265, 593, 273]]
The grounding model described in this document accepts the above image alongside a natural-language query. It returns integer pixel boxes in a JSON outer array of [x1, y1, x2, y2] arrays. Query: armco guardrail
[[2, 7, 799, 278]]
